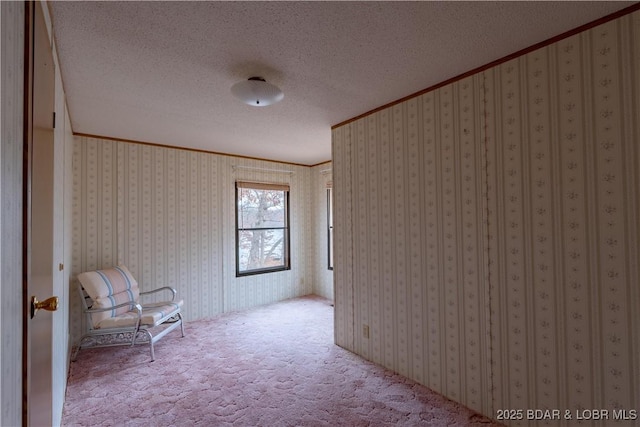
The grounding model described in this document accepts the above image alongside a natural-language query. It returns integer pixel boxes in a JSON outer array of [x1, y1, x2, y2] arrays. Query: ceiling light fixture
[[231, 77, 284, 107]]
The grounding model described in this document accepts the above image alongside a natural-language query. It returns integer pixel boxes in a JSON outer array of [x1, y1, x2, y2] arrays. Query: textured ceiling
[[49, 1, 634, 166]]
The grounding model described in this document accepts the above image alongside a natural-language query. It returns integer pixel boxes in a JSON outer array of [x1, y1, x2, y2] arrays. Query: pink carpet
[[62, 295, 501, 426]]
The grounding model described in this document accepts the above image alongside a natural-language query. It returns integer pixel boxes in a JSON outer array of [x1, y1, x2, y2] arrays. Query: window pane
[[236, 181, 290, 277], [238, 229, 286, 272], [238, 188, 285, 229], [328, 226, 334, 269], [328, 189, 333, 225]]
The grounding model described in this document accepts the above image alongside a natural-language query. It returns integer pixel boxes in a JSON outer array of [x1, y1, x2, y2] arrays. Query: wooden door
[[23, 3, 57, 426]]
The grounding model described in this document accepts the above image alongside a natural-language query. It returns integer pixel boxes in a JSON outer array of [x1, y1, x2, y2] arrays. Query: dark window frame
[[327, 186, 334, 271], [235, 181, 291, 277]]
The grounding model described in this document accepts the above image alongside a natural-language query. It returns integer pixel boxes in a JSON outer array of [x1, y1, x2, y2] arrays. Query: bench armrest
[[140, 286, 177, 301]]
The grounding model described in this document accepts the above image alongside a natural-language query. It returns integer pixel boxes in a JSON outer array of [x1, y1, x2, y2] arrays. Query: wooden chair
[[73, 265, 185, 361]]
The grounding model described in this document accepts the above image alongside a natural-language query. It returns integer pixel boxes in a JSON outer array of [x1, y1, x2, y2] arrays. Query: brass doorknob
[[31, 295, 58, 319]]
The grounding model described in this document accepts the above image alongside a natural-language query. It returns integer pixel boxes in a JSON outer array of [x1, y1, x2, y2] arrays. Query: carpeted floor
[[63, 295, 501, 426]]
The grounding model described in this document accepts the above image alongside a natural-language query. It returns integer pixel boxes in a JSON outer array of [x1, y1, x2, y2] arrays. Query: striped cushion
[[96, 300, 183, 329], [78, 266, 140, 327]]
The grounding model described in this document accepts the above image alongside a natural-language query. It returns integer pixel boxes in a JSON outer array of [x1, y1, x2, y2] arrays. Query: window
[[236, 181, 290, 276], [327, 186, 333, 270]]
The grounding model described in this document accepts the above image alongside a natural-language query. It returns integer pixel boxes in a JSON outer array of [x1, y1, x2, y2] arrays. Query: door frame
[[22, 2, 35, 423]]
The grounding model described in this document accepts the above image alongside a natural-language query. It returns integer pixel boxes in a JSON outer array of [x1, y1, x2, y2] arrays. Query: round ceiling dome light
[[231, 77, 284, 107]]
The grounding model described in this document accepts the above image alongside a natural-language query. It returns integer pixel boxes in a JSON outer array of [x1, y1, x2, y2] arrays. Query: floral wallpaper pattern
[[333, 11, 639, 426], [332, 124, 355, 349], [485, 14, 640, 423], [333, 75, 491, 414]]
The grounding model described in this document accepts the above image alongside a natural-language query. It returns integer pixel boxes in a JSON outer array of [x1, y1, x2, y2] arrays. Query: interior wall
[[220, 156, 313, 312], [71, 137, 317, 342], [332, 10, 639, 425], [63, 107, 74, 361], [332, 125, 354, 349], [0, 2, 25, 426], [485, 13, 640, 421], [311, 163, 334, 300], [332, 75, 491, 414], [51, 45, 74, 426]]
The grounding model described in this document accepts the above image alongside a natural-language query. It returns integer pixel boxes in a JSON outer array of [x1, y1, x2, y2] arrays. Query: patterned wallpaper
[[332, 125, 355, 349], [0, 2, 25, 426], [72, 137, 329, 342], [333, 76, 492, 414], [332, 11, 639, 426], [485, 13, 640, 424]]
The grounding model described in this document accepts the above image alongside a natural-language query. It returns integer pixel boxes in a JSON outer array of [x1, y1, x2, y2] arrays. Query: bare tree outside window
[[236, 182, 290, 276]]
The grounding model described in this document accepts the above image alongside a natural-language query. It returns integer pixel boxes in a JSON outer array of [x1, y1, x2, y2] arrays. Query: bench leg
[[135, 329, 155, 362], [149, 341, 155, 362], [179, 313, 185, 337]]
